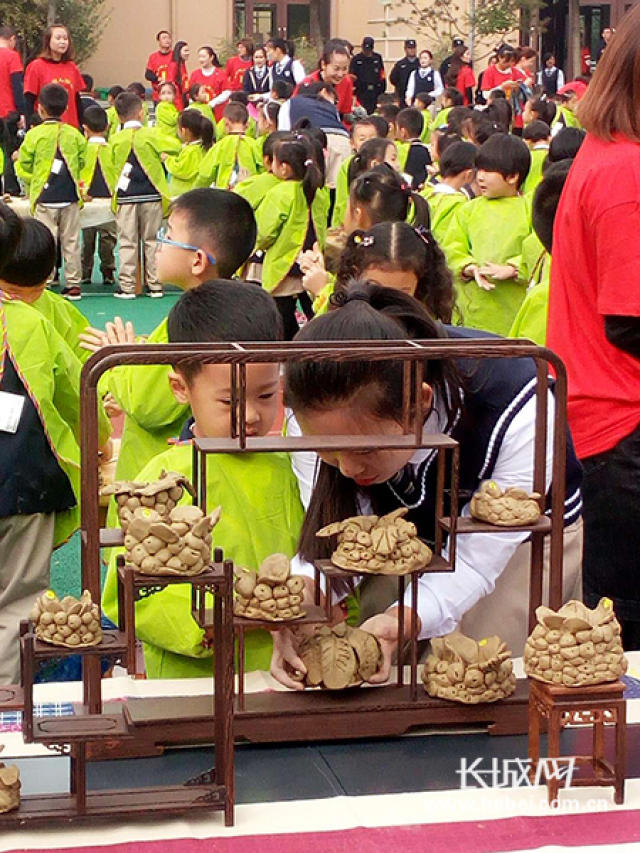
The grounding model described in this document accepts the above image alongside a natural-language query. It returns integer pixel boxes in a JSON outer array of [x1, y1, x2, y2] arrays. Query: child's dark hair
[[262, 100, 280, 127], [442, 87, 464, 106], [532, 159, 572, 253], [485, 99, 512, 132], [527, 97, 556, 125], [414, 92, 433, 109], [378, 103, 400, 124], [336, 221, 455, 322], [82, 74, 94, 92], [523, 120, 550, 143], [377, 93, 397, 107], [189, 83, 205, 101], [367, 114, 390, 137], [108, 85, 125, 100], [488, 88, 506, 100], [476, 133, 531, 188], [271, 80, 294, 100], [229, 91, 249, 105], [224, 101, 248, 124], [284, 279, 461, 561], [294, 128, 327, 182], [1, 217, 55, 287], [0, 203, 24, 273], [168, 279, 282, 383], [273, 135, 323, 204], [83, 105, 108, 133], [432, 129, 463, 161], [179, 108, 214, 150], [169, 189, 257, 277], [347, 137, 395, 185], [444, 105, 471, 135], [467, 113, 500, 145], [39, 83, 68, 117], [126, 81, 146, 99], [115, 92, 142, 121], [350, 164, 431, 227], [298, 80, 336, 100], [262, 130, 289, 163], [548, 127, 585, 163], [351, 116, 385, 139], [397, 107, 424, 139], [158, 80, 177, 96], [439, 140, 477, 177]]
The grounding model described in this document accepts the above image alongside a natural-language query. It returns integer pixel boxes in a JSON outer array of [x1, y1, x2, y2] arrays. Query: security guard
[[389, 39, 419, 104], [349, 36, 386, 114]]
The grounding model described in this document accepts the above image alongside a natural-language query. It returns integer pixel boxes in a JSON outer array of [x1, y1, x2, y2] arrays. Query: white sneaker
[[147, 290, 164, 298], [113, 288, 136, 300]]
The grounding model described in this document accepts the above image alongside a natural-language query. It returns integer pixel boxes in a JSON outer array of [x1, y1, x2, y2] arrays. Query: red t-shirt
[[455, 65, 476, 105], [189, 67, 228, 120], [167, 60, 189, 109], [298, 70, 354, 117], [481, 63, 518, 93], [146, 49, 172, 100], [0, 47, 22, 118], [225, 56, 252, 91], [547, 134, 640, 458], [24, 57, 84, 127]]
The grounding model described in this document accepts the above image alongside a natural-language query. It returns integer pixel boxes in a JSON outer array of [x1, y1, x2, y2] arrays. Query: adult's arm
[[24, 92, 36, 126], [10, 71, 25, 115], [291, 59, 306, 85], [145, 67, 158, 84], [405, 71, 415, 104], [277, 99, 291, 130], [432, 70, 444, 99], [389, 61, 399, 88], [604, 316, 640, 358], [76, 92, 85, 127]]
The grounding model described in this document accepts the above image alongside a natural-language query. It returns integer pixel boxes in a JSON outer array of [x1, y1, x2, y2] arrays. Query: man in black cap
[[350, 36, 386, 113], [439, 36, 466, 80], [389, 38, 419, 104]]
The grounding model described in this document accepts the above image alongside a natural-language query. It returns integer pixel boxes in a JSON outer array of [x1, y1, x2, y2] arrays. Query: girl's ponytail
[[409, 190, 431, 228], [200, 116, 215, 150], [180, 108, 214, 150], [274, 134, 324, 206]]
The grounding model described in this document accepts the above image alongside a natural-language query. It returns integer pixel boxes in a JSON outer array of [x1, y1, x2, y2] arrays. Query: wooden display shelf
[[315, 555, 454, 578], [225, 605, 329, 631], [0, 784, 227, 824], [0, 684, 23, 710], [439, 516, 552, 535], [100, 527, 124, 548], [32, 711, 131, 744], [194, 432, 459, 454], [29, 630, 128, 662]]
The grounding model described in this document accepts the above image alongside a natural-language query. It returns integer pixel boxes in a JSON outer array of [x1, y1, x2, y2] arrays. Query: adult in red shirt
[[145, 30, 173, 102], [445, 44, 476, 105], [225, 39, 253, 92], [189, 46, 229, 121], [547, 7, 640, 648], [167, 41, 190, 109], [511, 46, 537, 131], [23, 24, 84, 127], [297, 39, 354, 119], [0, 26, 25, 194], [480, 44, 518, 100]]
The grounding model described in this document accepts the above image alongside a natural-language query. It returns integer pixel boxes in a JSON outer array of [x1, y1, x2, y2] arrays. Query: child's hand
[[105, 316, 136, 345], [299, 242, 328, 297], [11, 151, 18, 161], [79, 326, 109, 352], [103, 392, 124, 419], [160, 152, 169, 162], [478, 262, 518, 281], [269, 627, 307, 690]]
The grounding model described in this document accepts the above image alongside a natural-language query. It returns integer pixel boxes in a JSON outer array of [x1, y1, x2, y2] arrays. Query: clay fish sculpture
[[423, 631, 516, 703], [470, 480, 542, 526]]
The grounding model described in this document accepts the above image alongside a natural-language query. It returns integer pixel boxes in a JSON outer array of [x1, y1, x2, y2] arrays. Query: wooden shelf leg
[[615, 701, 626, 805], [593, 714, 604, 779], [124, 570, 137, 676], [71, 742, 87, 814], [547, 707, 562, 805], [528, 698, 541, 784]]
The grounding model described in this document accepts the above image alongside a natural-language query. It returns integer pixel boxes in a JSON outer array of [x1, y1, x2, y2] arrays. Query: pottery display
[[30, 590, 102, 648], [470, 480, 542, 526], [316, 508, 433, 575], [102, 470, 196, 532], [422, 631, 516, 703], [233, 554, 307, 621], [524, 598, 627, 687], [0, 747, 20, 814], [289, 622, 383, 689], [123, 505, 221, 576]]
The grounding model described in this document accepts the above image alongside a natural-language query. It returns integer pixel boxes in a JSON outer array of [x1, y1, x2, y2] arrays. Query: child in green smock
[[164, 108, 214, 197], [187, 84, 216, 126], [102, 281, 304, 678], [234, 130, 282, 211], [413, 92, 433, 143], [155, 82, 180, 138], [521, 120, 550, 196], [198, 102, 261, 189], [443, 133, 532, 336], [422, 140, 475, 245], [331, 117, 386, 228]]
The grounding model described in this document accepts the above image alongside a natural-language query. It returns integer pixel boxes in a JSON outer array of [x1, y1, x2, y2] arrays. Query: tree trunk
[[567, 0, 581, 78], [309, 0, 324, 50], [47, 0, 58, 25]]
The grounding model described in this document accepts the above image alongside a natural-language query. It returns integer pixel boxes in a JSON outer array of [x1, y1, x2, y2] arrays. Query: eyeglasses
[[156, 226, 216, 265]]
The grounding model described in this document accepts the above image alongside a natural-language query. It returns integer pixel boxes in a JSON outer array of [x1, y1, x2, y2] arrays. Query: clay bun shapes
[[289, 622, 383, 689], [524, 597, 628, 687], [470, 480, 542, 527], [316, 508, 432, 575], [103, 470, 196, 533], [30, 590, 102, 648], [233, 554, 306, 621], [0, 746, 20, 814], [124, 505, 221, 576], [423, 631, 516, 703]]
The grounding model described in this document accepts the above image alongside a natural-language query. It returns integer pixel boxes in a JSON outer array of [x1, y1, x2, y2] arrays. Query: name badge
[[0, 391, 25, 433], [51, 158, 63, 175]]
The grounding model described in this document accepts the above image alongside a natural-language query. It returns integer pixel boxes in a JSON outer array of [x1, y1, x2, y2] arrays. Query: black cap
[[452, 37, 465, 47], [405, 39, 417, 48], [362, 36, 375, 49]]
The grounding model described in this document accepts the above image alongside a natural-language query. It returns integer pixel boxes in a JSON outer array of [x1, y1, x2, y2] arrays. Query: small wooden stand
[[528, 678, 626, 805]]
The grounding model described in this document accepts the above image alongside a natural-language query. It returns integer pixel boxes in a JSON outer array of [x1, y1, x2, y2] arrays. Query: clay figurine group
[[423, 632, 516, 704], [30, 590, 102, 648], [0, 747, 19, 814], [289, 622, 383, 689], [233, 554, 307, 621], [470, 480, 542, 527]]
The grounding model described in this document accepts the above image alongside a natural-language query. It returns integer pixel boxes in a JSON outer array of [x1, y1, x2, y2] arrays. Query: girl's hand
[[299, 242, 328, 296], [79, 326, 108, 353], [477, 262, 517, 281], [359, 612, 400, 683], [103, 392, 124, 419], [160, 151, 169, 162], [270, 627, 307, 690]]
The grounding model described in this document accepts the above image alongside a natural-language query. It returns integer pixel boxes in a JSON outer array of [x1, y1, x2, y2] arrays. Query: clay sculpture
[[0, 746, 20, 814], [233, 554, 307, 621], [316, 508, 432, 575], [422, 631, 516, 703], [524, 597, 627, 687], [289, 622, 383, 689], [470, 480, 542, 526], [29, 590, 103, 648], [102, 470, 196, 533], [123, 505, 221, 576]]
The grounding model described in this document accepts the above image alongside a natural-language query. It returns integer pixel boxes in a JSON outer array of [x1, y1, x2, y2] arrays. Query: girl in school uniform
[[163, 108, 215, 196], [268, 282, 583, 688], [243, 46, 272, 101]]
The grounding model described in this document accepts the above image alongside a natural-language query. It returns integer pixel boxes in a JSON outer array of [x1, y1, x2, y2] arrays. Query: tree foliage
[[0, 0, 110, 64]]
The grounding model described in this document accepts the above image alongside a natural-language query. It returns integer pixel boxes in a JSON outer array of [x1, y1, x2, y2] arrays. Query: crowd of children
[[0, 29, 600, 685]]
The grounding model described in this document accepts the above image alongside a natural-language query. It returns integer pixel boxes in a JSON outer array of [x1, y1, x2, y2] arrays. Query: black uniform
[[389, 55, 419, 103], [349, 51, 386, 114], [539, 66, 560, 96]]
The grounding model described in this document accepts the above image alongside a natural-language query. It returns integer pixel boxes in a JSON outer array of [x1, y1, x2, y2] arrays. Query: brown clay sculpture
[[102, 470, 196, 532], [422, 631, 516, 703], [289, 622, 383, 689], [316, 508, 432, 575], [124, 505, 221, 576], [470, 480, 542, 526], [30, 590, 102, 648], [0, 746, 20, 814], [524, 597, 628, 687], [233, 554, 307, 621]]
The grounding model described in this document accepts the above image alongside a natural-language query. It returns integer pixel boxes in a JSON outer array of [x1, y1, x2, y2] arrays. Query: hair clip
[[361, 235, 375, 247], [414, 224, 433, 246], [304, 158, 313, 166]]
